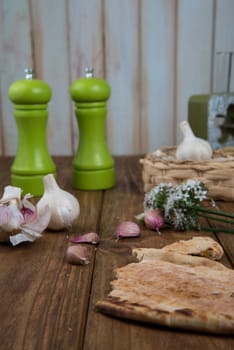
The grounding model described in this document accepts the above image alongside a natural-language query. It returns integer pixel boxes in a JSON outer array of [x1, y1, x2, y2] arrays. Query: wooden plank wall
[[0, 0, 234, 156]]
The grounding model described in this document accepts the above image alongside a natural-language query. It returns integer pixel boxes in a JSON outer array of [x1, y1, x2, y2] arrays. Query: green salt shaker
[[70, 68, 115, 190], [8, 69, 56, 196]]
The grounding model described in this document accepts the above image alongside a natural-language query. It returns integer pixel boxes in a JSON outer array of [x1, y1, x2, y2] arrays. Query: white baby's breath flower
[[171, 208, 185, 230], [143, 179, 208, 231], [143, 179, 234, 234]]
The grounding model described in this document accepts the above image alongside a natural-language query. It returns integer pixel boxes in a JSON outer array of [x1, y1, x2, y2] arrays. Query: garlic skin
[[176, 121, 213, 161], [37, 174, 80, 230]]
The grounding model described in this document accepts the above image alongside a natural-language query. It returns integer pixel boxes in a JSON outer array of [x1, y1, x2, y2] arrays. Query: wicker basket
[[140, 147, 234, 201]]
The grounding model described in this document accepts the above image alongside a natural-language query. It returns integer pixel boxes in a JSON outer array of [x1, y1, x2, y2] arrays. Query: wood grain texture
[[141, 0, 176, 152], [213, 0, 234, 92], [0, 156, 103, 350], [82, 156, 234, 350], [0, 0, 234, 156], [68, 0, 105, 154], [208, 201, 234, 267], [104, 0, 140, 154], [0, 0, 33, 155], [175, 0, 214, 143], [29, 0, 73, 156], [0, 156, 234, 350]]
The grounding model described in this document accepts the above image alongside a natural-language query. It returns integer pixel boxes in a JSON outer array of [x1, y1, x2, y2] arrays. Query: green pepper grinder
[[70, 67, 115, 190], [8, 69, 56, 196]]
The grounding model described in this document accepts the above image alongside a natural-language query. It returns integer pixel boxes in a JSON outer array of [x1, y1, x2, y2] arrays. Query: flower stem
[[199, 226, 234, 234], [198, 212, 234, 225], [197, 206, 234, 219]]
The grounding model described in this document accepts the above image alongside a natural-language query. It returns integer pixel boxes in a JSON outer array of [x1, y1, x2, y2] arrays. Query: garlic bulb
[[176, 121, 213, 161], [0, 185, 50, 245], [37, 174, 80, 230]]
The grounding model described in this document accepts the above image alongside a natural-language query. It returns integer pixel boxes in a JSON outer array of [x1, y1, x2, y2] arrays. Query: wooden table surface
[[0, 156, 234, 350]]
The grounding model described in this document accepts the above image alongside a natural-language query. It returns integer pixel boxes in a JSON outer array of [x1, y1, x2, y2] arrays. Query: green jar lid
[[8, 69, 52, 104], [70, 68, 110, 102]]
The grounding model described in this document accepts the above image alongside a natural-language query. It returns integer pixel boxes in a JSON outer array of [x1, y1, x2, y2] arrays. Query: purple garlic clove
[[144, 209, 164, 234], [70, 232, 100, 245], [115, 221, 140, 241], [65, 245, 90, 265]]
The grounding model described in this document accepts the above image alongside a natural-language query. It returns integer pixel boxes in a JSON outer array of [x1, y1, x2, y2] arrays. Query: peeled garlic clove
[[176, 120, 213, 161], [144, 209, 164, 233], [70, 232, 100, 245], [37, 174, 80, 230], [66, 245, 90, 265], [115, 221, 140, 241]]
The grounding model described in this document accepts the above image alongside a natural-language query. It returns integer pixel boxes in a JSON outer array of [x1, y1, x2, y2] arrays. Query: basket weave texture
[[140, 147, 234, 201]]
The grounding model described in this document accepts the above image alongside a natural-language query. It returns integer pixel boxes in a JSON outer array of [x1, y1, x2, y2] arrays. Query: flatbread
[[96, 246, 234, 334], [162, 236, 224, 260], [134, 236, 224, 262]]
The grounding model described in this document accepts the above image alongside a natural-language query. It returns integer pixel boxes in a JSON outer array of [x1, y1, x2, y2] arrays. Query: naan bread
[[162, 236, 224, 260], [97, 245, 234, 334], [133, 236, 223, 261]]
